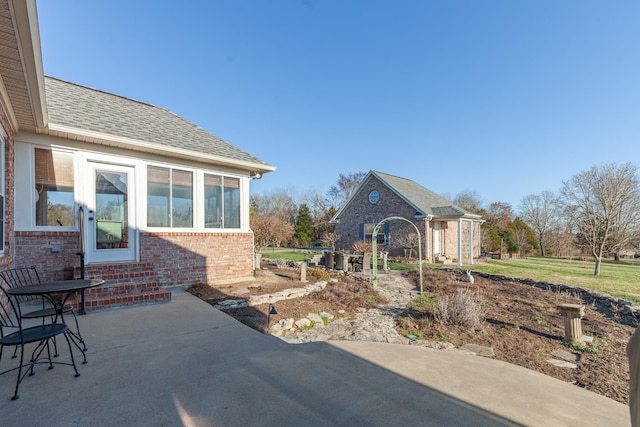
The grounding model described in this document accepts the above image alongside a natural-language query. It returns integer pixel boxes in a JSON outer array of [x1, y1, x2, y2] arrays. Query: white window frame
[[32, 145, 78, 230], [145, 163, 196, 230]]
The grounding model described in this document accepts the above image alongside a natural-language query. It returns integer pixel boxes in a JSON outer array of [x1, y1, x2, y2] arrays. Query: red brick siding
[[0, 104, 15, 272], [140, 231, 254, 286], [335, 179, 432, 259], [13, 230, 255, 286], [14, 231, 82, 281], [335, 177, 482, 262]]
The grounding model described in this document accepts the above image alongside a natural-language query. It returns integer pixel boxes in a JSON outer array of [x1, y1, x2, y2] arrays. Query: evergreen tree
[[294, 204, 314, 247]]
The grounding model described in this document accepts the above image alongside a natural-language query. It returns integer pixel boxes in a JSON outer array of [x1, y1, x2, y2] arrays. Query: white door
[[433, 222, 441, 256], [85, 162, 137, 263]]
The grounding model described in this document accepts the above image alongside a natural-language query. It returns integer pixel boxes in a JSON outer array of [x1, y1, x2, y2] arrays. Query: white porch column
[[468, 220, 474, 265], [457, 218, 462, 266]]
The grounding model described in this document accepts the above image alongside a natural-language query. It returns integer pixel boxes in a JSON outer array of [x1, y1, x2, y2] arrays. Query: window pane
[[172, 169, 193, 228], [35, 148, 75, 226], [204, 174, 222, 228], [224, 177, 240, 228], [147, 166, 170, 227]]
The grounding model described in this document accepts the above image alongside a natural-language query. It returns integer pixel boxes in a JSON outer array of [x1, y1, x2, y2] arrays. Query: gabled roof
[[332, 170, 482, 222], [44, 77, 275, 173]]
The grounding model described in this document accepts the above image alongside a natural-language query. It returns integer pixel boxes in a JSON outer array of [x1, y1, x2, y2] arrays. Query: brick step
[[68, 287, 172, 313], [80, 263, 159, 283], [83, 280, 162, 298]]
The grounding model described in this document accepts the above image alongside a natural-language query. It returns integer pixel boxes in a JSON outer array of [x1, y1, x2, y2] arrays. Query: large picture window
[[204, 174, 240, 229], [34, 148, 75, 227], [147, 166, 193, 228]]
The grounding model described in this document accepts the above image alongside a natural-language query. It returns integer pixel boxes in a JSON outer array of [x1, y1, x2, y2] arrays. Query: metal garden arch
[[371, 216, 423, 295]]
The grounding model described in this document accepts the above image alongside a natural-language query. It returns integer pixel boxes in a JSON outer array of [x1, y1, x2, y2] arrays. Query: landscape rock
[[294, 318, 312, 329], [547, 358, 578, 369]]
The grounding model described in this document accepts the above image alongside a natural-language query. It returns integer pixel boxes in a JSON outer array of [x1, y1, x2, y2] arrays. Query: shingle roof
[[371, 171, 479, 219], [44, 76, 273, 170]]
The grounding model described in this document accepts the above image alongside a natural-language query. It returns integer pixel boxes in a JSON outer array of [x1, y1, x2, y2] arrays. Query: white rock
[[295, 318, 312, 329]]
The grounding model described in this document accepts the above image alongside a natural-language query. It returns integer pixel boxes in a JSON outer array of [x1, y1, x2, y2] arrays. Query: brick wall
[[335, 178, 434, 259], [0, 104, 15, 272], [13, 230, 255, 286], [140, 231, 254, 286], [14, 231, 82, 281], [334, 177, 482, 262]]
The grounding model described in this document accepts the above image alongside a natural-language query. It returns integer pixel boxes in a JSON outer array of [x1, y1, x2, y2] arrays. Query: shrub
[[308, 267, 330, 281], [434, 289, 486, 330]]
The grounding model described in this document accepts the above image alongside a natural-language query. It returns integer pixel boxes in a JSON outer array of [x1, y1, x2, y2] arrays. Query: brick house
[[331, 171, 483, 265], [0, 0, 275, 310]]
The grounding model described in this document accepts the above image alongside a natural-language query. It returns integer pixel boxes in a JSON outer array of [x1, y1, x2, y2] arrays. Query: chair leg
[[11, 345, 25, 400], [68, 310, 87, 352], [62, 331, 80, 378]]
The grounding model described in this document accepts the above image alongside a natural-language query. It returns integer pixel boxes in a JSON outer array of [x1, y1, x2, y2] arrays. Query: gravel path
[[280, 272, 453, 349]]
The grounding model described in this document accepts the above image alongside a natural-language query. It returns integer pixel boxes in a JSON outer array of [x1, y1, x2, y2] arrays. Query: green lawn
[[259, 250, 640, 304], [467, 257, 640, 304]]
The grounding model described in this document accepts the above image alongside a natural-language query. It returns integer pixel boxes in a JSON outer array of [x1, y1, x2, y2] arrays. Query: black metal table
[[6, 279, 104, 300], [2, 279, 104, 399], [6, 279, 105, 359]]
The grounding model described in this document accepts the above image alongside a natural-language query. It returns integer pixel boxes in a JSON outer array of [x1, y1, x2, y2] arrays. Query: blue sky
[[37, 1, 640, 210]]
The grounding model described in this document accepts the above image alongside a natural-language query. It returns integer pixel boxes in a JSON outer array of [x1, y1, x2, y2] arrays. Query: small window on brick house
[[34, 148, 75, 227], [359, 222, 390, 245]]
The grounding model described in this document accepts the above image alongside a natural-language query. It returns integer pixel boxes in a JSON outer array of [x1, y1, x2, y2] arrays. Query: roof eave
[[46, 123, 276, 173], [10, 0, 48, 130]]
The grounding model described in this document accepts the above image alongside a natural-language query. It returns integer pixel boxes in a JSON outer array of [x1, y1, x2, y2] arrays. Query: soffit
[[0, 0, 39, 133]]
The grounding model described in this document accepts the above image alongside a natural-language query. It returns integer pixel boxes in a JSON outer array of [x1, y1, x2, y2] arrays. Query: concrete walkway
[[0, 290, 630, 426]]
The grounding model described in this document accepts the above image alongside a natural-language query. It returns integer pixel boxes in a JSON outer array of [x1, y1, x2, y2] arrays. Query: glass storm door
[[86, 163, 136, 263]]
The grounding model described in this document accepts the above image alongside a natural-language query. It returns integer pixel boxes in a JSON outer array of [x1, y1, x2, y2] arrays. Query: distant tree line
[[251, 163, 640, 276]]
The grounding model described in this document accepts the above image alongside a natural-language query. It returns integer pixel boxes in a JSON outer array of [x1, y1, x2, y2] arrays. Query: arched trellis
[[372, 216, 423, 295]]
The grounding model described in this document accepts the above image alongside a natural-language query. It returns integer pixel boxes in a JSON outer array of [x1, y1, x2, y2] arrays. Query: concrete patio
[[0, 289, 630, 426]]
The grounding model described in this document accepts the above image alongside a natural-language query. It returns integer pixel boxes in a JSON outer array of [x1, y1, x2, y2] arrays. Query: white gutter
[[46, 123, 276, 173]]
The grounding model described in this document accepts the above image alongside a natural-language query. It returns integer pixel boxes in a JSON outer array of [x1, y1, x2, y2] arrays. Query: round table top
[[6, 279, 105, 296]]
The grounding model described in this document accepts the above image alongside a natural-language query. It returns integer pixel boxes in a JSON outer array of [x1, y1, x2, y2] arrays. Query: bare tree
[[251, 188, 298, 225], [321, 231, 340, 250], [518, 191, 559, 257], [560, 162, 640, 275], [250, 215, 295, 248], [327, 172, 366, 209], [394, 230, 420, 258], [453, 189, 484, 214]]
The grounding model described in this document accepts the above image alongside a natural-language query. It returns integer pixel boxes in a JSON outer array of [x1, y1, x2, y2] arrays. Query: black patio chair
[[0, 285, 79, 400], [0, 267, 87, 361]]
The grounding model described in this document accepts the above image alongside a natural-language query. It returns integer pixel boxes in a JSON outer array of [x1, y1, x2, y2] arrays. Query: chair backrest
[[0, 266, 41, 289], [0, 284, 20, 330]]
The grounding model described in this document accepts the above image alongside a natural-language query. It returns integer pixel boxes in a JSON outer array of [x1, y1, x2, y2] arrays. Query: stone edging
[[213, 280, 329, 310]]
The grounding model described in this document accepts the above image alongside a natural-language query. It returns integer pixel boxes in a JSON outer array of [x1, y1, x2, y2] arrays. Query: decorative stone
[[547, 358, 578, 369], [551, 349, 580, 362], [294, 318, 312, 329], [459, 344, 495, 358], [307, 313, 324, 323]]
